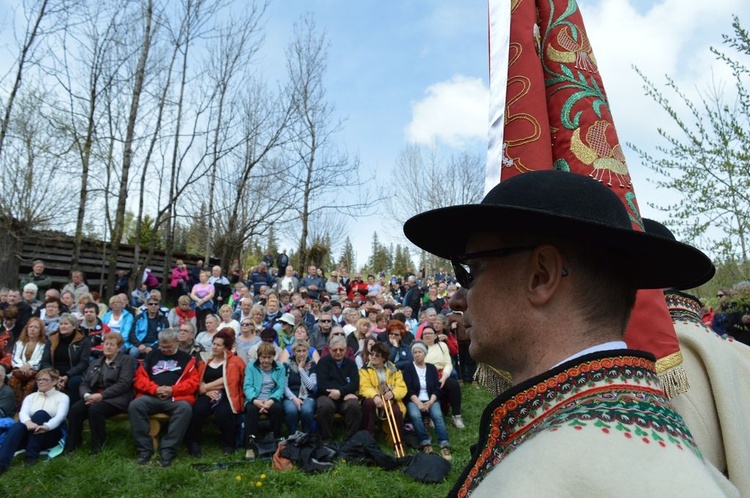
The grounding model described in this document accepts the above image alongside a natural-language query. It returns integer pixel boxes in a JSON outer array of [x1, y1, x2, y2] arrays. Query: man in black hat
[[405, 170, 736, 496]]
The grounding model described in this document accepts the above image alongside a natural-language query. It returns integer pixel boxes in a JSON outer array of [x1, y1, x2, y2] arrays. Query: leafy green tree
[[631, 16, 750, 282]]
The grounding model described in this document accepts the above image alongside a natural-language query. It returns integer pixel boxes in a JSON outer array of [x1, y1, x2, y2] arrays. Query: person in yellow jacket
[[359, 341, 406, 441]]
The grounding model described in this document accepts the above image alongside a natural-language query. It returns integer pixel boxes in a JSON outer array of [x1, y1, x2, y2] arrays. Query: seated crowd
[[0, 260, 467, 472]]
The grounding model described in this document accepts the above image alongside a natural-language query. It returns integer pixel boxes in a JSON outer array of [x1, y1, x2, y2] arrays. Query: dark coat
[[346, 334, 363, 355], [79, 352, 134, 412], [402, 361, 441, 402], [315, 355, 359, 398], [403, 286, 423, 316], [41, 330, 91, 378], [388, 342, 414, 371]]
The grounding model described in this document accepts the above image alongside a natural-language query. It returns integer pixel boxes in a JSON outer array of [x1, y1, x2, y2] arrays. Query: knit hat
[[411, 341, 428, 355]]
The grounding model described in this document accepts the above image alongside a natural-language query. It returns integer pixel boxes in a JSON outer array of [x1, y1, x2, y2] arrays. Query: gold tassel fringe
[[655, 351, 689, 399], [474, 363, 513, 396]]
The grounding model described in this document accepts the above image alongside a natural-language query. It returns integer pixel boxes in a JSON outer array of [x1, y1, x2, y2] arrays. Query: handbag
[[272, 442, 295, 471], [253, 432, 280, 457]]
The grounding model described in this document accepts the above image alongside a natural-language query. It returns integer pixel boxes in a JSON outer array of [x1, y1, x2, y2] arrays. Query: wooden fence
[[13, 230, 217, 295]]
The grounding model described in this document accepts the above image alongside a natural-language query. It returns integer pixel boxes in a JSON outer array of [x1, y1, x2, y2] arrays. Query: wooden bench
[[112, 412, 169, 450]]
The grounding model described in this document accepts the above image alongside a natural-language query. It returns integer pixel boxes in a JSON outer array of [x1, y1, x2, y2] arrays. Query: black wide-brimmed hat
[[642, 218, 716, 289], [403, 170, 714, 289]]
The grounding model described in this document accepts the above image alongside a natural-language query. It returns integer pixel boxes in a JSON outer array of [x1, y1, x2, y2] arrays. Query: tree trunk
[[0, 0, 50, 158], [162, 3, 194, 299], [105, 0, 154, 298], [72, 97, 96, 269], [0, 226, 21, 288], [204, 85, 228, 263]]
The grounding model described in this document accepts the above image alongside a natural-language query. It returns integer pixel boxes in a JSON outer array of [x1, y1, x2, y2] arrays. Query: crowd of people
[[707, 282, 750, 345], [0, 258, 469, 472]]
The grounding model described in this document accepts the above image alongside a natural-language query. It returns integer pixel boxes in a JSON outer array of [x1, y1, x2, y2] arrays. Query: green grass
[[0, 386, 492, 497]]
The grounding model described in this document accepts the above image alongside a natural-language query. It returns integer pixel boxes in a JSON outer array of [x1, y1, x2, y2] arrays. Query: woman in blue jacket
[[243, 341, 285, 460]]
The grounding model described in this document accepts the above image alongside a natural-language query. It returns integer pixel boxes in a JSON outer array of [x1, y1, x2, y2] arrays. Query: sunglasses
[[452, 246, 569, 288], [241, 322, 252, 326], [319, 319, 331, 323], [147, 302, 160, 306], [451, 246, 534, 289]]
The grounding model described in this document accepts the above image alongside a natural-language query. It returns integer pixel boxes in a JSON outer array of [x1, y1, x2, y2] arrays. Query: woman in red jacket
[[184, 328, 245, 456]]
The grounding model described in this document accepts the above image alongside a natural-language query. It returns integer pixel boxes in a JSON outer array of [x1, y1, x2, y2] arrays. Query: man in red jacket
[[128, 328, 199, 467]]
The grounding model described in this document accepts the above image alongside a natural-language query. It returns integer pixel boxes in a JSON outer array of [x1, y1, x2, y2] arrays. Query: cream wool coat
[[667, 290, 750, 496], [451, 351, 739, 498]]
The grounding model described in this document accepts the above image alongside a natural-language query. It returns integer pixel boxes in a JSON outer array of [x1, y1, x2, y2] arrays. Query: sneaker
[[136, 452, 152, 465], [245, 448, 255, 460], [453, 415, 466, 429], [421, 444, 433, 454], [159, 455, 173, 467], [440, 447, 452, 461]]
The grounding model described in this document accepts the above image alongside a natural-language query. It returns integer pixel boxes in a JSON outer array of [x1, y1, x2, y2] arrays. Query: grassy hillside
[[0, 386, 493, 497]]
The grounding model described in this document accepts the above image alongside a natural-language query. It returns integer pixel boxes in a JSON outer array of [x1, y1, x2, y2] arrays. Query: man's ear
[[526, 245, 565, 306]]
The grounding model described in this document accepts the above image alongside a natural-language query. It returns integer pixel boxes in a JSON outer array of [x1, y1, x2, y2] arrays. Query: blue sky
[[258, 0, 750, 267], [0, 0, 747, 269]]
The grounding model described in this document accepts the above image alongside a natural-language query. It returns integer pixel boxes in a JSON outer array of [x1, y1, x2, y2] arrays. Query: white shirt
[[414, 364, 429, 401], [553, 341, 628, 369]]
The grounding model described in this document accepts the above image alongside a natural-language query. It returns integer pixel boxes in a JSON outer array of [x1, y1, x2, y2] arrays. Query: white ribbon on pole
[[486, 0, 512, 194]]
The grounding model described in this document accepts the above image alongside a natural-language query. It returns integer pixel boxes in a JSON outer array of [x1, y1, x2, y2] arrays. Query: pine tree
[[367, 232, 392, 275], [393, 243, 413, 278], [266, 225, 279, 258], [339, 237, 355, 272], [186, 202, 209, 255]]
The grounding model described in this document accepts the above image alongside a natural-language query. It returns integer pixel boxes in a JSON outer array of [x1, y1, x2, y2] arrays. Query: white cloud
[[583, 0, 747, 159], [405, 75, 488, 148]]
